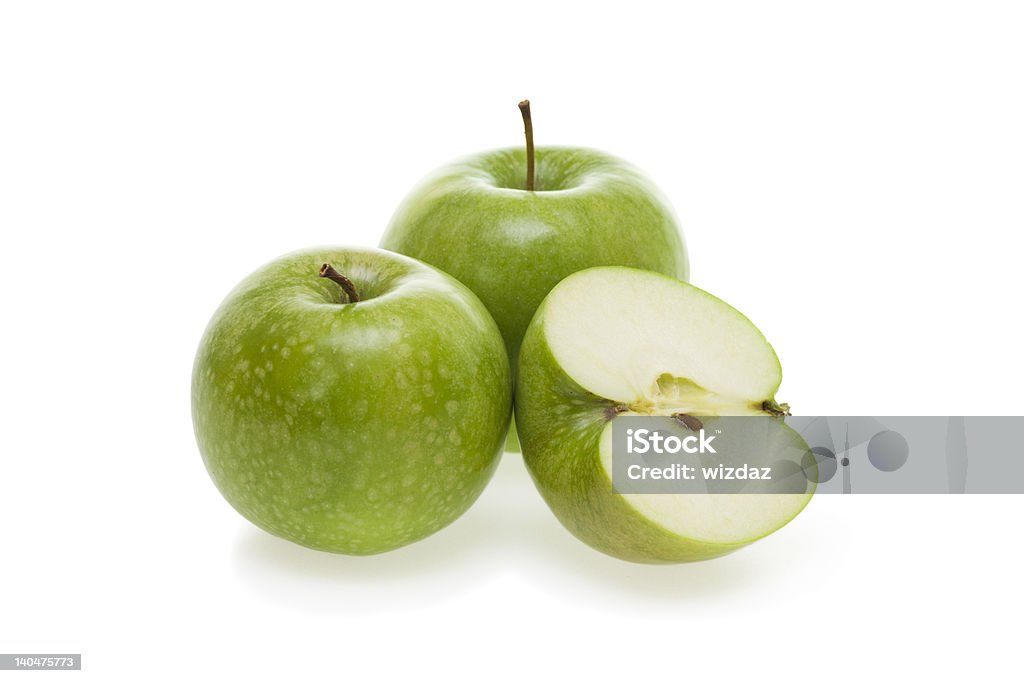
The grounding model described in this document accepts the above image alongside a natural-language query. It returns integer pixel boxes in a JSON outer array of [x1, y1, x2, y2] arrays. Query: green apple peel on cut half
[[515, 267, 813, 563]]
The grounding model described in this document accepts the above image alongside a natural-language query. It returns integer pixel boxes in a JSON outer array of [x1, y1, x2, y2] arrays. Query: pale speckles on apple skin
[[192, 247, 511, 555]]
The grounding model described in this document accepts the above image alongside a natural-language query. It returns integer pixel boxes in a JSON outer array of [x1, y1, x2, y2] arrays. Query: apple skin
[[514, 269, 812, 564], [514, 318, 744, 563], [379, 146, 688, 369], [191, 247, 512, 554]]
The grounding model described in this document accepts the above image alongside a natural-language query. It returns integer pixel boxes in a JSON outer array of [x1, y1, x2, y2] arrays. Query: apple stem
[[319, 263, 360, 303], [762, 400, 792, 417], [604, 403, 629, 420], [673, 413, 704, 431], [518, 99, 535, 191]]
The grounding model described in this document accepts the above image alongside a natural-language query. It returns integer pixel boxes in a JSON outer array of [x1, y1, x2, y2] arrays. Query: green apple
[[191, 247, 512, 554], [380, 102, 688, 451], [515, 266, 813, 563]]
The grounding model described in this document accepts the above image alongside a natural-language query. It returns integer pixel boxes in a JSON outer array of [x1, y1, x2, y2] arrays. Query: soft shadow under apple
[[232, 452, 827, 614]]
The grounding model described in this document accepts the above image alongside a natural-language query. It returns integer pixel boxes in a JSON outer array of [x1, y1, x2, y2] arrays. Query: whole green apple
[[192, 247, 512, 554], [515, 266, 813, 563], [379, 101, 688, 373]]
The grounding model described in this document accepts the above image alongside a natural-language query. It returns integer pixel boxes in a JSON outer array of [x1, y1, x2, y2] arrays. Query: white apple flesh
[[515, 267, 813, 563]]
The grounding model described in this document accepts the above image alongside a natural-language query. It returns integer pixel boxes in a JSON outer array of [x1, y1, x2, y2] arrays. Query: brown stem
[[604, 403, 629, 421], [762, 400, 792, 417], [518, 99, 535, 191], [673, 413, 704, 431], [319, 263, 359, 303]]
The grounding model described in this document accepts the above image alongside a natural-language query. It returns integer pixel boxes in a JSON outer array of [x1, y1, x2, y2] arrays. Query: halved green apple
[[515, 267, 813, 563]]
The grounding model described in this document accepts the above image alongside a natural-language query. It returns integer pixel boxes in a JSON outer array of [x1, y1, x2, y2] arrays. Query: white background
[[2, 1, 1022, 680]]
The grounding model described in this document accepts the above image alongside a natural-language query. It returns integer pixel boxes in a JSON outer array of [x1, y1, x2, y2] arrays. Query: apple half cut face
[[515, 266, 813, 563]]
